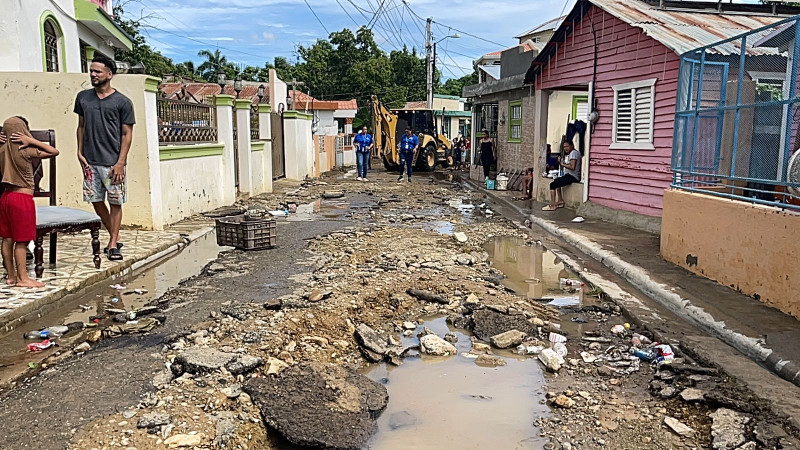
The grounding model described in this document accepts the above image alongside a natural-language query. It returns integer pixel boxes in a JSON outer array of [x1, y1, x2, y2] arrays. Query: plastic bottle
[[24, 330, 49, 340], [560, 278, 583, 287]]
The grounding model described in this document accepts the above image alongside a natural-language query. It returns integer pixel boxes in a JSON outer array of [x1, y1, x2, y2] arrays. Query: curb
[[0, 227, 215, 333], [468, 179, 800, 388]]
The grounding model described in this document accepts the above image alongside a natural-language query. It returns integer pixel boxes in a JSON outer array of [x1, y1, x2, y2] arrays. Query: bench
[[0, 127, 102, 277]]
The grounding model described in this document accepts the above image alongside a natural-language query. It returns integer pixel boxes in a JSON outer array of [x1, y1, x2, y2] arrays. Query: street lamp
[[233, 75, 243, 99], [257, 84, 266, 104], [217, 72, 226, 93]]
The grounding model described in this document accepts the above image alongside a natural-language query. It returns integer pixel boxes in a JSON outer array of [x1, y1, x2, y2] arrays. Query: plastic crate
[[215, 215, 276, 250]]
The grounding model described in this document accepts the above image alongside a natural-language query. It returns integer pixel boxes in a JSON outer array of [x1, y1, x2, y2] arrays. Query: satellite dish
[[787, 150, 800, 196]]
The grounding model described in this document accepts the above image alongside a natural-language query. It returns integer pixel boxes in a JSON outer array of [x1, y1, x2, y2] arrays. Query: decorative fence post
[[235, 98, 253, 196], [215, 95, 236, 205], [259, 104, 273, 193]]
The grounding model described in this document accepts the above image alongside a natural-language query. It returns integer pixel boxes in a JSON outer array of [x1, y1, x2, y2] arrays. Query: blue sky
[[121, 0, 576, 79]]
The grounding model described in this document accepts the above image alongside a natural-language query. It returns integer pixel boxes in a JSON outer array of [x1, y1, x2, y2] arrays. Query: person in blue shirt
[[397, 127, 419, 182], [353, 125, 374, 182]]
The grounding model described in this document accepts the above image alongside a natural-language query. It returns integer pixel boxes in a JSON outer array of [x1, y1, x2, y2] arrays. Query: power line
[[402, 1, 506, 48], [143, 25, 293, 60], [304, 0, 331, 35], [335, 0, 361, 26]]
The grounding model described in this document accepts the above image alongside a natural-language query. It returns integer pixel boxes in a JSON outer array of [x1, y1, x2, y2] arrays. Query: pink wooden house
[[525, 0, 787, 220]]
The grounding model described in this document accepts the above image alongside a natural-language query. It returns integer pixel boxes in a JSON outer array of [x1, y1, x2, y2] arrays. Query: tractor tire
[[442, 151, 454, 168], [383, 155, 399, 171], [417, 145, 437, 172]]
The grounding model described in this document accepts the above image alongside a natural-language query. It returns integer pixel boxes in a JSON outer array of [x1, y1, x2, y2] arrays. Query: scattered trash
[[632, 348, 657, 362], [610, 324, 626, 334], [27, 362, 38, 369], [580, 351, 597, 363], [631, 333, 652, 347], [133, 289, 148, 295], [268, 210, 289, 217], [79, 304, 92, 311], [548, 332, 567, 344], [571, 216, 585, 223], [553, 342, 568, 358], [559, 278, 583, 287], [24, 326, 68, 340], [654, 344, 675, 363], [110, 284, 125, 290], [516, 345, 544, 355], [547, 297, 580, 308], [111, 297, 120, 303], [27, 340, 54, 352]]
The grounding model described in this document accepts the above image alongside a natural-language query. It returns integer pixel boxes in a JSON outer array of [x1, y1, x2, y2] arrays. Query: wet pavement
[[364, 317, 549, 450], [0, 230, 229, 385]]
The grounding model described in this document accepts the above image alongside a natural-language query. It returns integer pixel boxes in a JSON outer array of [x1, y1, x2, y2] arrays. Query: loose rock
[[244, 362, 388, 449], [664, 416, 694, 437], [489, 329, 526, 349], [419, 334, 458, 356]]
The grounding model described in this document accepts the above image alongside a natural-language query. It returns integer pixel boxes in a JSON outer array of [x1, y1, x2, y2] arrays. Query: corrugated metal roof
[[590, 0, 787, 55], [514, 16, 566, 39]]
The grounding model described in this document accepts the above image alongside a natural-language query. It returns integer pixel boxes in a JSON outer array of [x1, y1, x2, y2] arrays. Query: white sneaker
[[363, 178, 369, 182], [356, 177, 363, 181], [397, 176, 404, 183]]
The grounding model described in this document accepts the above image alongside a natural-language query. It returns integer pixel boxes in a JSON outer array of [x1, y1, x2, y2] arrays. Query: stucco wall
[[159, 155, 225, 226], [314, 110, 338, 136], [491, 88, 536, 172], [0, 72, 158, 228], [284, 115, 314, 181], [661, 189, 800, 318]]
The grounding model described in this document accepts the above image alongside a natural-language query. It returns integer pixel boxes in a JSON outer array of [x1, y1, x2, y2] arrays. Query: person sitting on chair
[[543, 140, 581, 211]]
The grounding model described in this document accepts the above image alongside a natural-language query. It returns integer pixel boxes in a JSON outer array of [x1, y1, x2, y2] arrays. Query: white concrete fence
[[0, 72, 316, 230]]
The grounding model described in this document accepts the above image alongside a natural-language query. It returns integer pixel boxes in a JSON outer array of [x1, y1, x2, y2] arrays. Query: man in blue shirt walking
[[398, 127, 419, 182], [353, 125, 374, 182]]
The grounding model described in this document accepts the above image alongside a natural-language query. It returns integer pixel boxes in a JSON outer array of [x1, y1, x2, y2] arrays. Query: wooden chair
[[0, 127, 103, 277]]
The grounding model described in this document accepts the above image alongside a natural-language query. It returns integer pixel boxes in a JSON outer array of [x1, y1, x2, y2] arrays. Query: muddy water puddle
[[0, 230, 228, 384], [363, 317, 549, 450], [289, 198, 378, 221]]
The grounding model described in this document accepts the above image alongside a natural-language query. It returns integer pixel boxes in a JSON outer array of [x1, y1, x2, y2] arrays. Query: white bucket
[[496, 174, 509, 191]]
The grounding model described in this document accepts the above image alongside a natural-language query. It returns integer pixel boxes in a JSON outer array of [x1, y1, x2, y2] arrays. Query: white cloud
[[262, 32, 276, 41]]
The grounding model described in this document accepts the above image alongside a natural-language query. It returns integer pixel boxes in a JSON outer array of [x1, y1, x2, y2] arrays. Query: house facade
[[403, 94, 472, 140], [525, 0, 790, 226], [0, 0, 132, 73]]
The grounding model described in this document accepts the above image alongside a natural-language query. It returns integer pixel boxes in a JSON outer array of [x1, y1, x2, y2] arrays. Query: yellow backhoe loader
[[371, 95, 453, 171]]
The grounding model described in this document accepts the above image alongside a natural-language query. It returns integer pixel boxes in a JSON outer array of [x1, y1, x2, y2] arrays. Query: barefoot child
[[0, 117, 59, 287]]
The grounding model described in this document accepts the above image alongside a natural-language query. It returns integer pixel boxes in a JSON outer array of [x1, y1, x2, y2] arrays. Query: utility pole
[[287, 78, 306, 111], [426, 17, 433, 109]]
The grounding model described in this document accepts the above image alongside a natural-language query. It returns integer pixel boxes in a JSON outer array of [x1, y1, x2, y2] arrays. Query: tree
[[438, 71, 478, 97], [112, 2, 176, 77], [197, 49, 229, 81]]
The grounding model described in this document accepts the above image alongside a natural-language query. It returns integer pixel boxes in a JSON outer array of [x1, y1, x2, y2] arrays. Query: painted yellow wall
[[0, 72, 157, 228], [159, 154, 226, 225], [661, 189, 800, 318]]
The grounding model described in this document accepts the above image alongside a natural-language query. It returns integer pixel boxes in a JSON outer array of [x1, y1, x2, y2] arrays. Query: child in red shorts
[[0, 117, 59, 287]]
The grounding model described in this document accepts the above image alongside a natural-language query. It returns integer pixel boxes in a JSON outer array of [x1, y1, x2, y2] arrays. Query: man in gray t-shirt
[[74, 56, 135, 261]]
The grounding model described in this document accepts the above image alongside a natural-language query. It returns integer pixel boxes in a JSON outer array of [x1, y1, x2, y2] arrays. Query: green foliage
[[439, 71, 478, 97], [112, 3, 177, 77]]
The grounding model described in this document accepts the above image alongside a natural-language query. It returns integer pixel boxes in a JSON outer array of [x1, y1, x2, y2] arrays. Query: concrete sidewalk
[[471, 182, 800, 388], [0, 221, 212, 333]]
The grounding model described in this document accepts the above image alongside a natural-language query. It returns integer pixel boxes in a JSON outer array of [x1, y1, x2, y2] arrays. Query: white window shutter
[[634, 86, 652, 143], [616, 90, 633, 143]]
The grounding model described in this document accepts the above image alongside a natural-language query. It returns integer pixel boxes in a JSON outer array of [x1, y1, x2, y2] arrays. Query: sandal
[[108, 247, 123, 261], [555, 202, 565, 208], [542, 205, 558, 211], [103, 242, 124, 254]]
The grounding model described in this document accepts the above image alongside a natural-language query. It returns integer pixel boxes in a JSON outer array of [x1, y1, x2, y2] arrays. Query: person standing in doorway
[[543, 140, 581, 211], [397, 127, 419, 182], [353, 125, 374, 182], [479, 130, 495, 180], [74, 56, 135, 261]]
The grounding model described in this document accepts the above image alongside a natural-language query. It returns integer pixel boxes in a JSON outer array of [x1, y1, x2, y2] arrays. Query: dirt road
[[0, 169, 795, 450]]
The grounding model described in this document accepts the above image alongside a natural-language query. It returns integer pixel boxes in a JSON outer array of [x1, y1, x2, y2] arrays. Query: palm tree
[[197, 49, 228, 81]]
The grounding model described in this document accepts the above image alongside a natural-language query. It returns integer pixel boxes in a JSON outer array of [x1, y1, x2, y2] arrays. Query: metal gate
[[270, 112, 285, 179], [232, 109, 239, 187]]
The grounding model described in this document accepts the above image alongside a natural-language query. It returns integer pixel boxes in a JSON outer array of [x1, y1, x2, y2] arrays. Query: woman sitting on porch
[[543, 140, 581, 211]]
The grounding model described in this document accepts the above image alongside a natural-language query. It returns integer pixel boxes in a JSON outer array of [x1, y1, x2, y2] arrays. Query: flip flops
[[108, 247, 123, 261], [542, 205, 558, 211]]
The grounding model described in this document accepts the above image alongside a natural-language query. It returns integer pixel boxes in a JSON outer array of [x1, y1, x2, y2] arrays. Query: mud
[[0, 169, 796, 450]]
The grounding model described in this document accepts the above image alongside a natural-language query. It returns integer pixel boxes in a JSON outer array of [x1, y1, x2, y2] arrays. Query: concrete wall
[[314, 110, 338, 136], [0, 72, 159, 228], [159, 153, 226, 225], [283, 112, 314, 181], [269, 69, 288, 113], [0, 0, 116, 73], [661, 189, 800, 318], [490, 87, 536, 172]]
